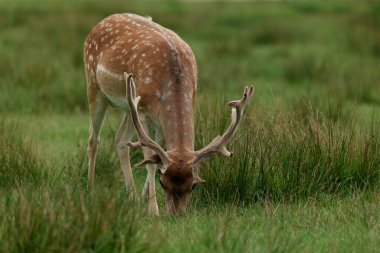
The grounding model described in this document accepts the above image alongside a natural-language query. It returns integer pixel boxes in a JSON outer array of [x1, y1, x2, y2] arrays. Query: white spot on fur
[[161, 92, 171, 101], [144, 77, 152, 84]]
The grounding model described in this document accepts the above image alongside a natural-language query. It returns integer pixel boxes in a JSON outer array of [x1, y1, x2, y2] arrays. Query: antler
[[124, 73, 170, 166], [191, 86, 254, 166]]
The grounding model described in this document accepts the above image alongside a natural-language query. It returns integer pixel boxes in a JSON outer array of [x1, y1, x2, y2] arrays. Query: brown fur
[[84, 13, 198, 215], [84, 14, 196, 151]]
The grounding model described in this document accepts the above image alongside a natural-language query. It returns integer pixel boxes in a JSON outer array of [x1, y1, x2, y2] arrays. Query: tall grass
[[0, 190, 157, 253], [0, 121, 47, 190], [0, 122, 159, 253], [2, 102, 378, 251], [195, 102, 380, 205]]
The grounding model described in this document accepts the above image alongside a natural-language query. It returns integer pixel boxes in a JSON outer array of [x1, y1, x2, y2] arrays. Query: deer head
[[124, 73, 254, 214]]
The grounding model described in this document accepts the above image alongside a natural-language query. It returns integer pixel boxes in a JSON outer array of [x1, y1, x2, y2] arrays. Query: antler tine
[[191, 165, 206, 184], [191, 86, 254, 165], [124, 73, 169, 165]]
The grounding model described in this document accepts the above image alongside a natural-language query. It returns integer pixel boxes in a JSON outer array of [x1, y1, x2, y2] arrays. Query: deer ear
[[135, 154, 162, 167]]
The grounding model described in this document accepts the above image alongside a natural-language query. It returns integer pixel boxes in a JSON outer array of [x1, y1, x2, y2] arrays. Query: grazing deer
[[84, 13, 254, 215]]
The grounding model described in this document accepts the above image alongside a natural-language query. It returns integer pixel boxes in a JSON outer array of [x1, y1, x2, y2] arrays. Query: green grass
[[1, 0, 380, 252]]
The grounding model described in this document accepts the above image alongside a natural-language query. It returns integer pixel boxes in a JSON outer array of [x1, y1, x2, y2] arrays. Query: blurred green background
[[1, 0, 379, 115]]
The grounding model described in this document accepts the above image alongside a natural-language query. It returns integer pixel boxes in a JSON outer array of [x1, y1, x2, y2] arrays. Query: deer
[[83, 13, 254, 215]]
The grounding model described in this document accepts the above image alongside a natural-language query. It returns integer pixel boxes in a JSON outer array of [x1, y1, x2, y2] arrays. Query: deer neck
[[158, 87, 195, 152]]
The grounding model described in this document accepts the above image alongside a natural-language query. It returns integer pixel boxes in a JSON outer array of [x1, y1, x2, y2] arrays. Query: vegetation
[[0, 1, 379, 252]]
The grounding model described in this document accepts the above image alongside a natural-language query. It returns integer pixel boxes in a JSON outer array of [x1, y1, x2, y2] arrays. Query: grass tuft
[[0, 121, 47, 190], [0, 188, 157, 253], [196, 104, 380, 205]]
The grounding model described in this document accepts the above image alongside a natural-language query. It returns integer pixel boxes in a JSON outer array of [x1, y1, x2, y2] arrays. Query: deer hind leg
[[140, 117, 161, 215], [115, 113, 137, 200], [87, 89, 108, 186]]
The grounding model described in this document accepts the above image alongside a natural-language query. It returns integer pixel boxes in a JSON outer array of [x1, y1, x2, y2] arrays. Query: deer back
[[84, 13, 196, 115]]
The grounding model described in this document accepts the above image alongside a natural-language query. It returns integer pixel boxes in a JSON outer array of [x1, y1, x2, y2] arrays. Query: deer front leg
[[115, 114, 138, 200], [142, 148, 159, 215], [140, 118, 159, 215], [142, 127, 164, 198]]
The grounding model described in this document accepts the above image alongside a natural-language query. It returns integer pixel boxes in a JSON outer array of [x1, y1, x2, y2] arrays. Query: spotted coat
[[84, 13, 197, 151]]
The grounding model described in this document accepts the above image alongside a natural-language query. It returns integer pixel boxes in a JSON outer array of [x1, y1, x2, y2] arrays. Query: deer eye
[[190, 183, 197, 191]]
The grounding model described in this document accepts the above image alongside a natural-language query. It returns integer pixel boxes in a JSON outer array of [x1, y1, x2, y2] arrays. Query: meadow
[[1, 0, 380, 252]]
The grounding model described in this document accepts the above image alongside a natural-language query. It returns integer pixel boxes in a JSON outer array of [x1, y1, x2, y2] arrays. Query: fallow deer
[[84, 13, 254, 215]]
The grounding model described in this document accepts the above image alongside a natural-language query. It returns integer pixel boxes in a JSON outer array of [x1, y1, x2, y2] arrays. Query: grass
[[0, 120, 50, 191], [1, 0, 380, 252], [197, 104, 380, 205], [1, 118, 380, 252]]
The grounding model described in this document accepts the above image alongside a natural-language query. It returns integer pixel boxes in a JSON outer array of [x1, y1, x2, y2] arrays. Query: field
[[1, 0, 380, 252]]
